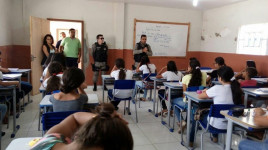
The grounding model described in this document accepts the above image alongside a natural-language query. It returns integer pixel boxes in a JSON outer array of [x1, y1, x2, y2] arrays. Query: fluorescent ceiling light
[[193, 0, 198, 7]]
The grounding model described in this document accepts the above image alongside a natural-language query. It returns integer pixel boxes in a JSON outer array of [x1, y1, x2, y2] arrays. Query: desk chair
[[173, 86, 205, 142], [42, 111, 79, 135], [197, 104, 244, 150], [136, 73, 156, 108], [108, 80, 138, 123]]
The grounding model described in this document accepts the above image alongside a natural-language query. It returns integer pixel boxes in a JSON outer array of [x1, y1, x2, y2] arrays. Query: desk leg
[[11, 87, 19, 138], [153, 80, 156, 115], [102, 79, 105, 103], [19, 77, 22, 114], [244, 93, 248, 107], [225, 119, 233, 150], [186, 98, 192, 147], [27, 71, 32, 104], [167, 88, 171, 127]]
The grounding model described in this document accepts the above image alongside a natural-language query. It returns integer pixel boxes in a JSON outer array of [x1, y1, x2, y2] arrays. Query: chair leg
[[172, 106, 176, 131], [138, 89, 141, 108], [124, 101, 126, 115], [7, 101, 10, 129], [134, 98, 138, 123], [38, 107, 41, 131]]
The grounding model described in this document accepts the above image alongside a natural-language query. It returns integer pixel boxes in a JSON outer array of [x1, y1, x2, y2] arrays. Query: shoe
[[177, 120, 186, 134], [189, 142, 194, 147], [1, 131, 5, 137], [158, 109, 168, 117], [139, 97, 146, 101], [93, 83, 97, 91]]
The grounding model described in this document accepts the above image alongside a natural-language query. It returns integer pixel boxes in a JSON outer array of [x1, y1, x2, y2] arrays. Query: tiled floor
[[2, 86, 241, 150]]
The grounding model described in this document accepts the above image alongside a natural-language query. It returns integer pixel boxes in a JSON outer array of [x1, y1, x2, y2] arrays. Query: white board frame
[[133, 19, 190, 58]]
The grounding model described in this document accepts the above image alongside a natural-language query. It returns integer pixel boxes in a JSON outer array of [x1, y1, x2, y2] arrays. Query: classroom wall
[[199, 0, 268, 76], [0, 0, 12, 46], [201, 0, 268, 53]]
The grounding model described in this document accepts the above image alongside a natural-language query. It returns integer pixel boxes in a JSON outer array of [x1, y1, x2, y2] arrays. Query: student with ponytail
[[198, 66, 243, 144], [136, 56, 156, 101], [49, 68, 88, 112], [43, 62, 63, 93], [173, 59, 207, 138], [110, 58, 133, 109]]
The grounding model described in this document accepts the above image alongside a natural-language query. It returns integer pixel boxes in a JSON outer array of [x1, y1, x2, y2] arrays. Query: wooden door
[[30, 16, 50, 95]]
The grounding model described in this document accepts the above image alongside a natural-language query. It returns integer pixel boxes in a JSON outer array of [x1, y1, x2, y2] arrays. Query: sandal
[[139, 97, 146, 101]]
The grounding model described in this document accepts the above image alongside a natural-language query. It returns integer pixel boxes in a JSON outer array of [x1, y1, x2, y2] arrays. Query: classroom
[[0, 0, 268, 149]]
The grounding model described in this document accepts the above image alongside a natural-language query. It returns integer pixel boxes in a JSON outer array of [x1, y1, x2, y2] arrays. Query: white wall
[[0, 0, 12, 45], [201, 0, 268, 53], [11, 0, 125, 49], [124, 4, 203, 51]]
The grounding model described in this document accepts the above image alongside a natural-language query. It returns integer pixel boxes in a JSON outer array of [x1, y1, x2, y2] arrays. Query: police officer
[[133, 34, 153, 69], [92, 34, 108, 91]]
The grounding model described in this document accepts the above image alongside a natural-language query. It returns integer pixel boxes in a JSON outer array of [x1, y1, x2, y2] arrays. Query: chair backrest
[[142, 73, 156, 82], [114, 80, 136, 90], [42, 111, 80, 132], [200, 67, 212, 70], [187, 86, 205, 91], [208, 104, 244, 118]]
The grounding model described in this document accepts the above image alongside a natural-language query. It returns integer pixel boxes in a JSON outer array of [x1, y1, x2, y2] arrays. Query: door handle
[[31, 55, 37, 61]]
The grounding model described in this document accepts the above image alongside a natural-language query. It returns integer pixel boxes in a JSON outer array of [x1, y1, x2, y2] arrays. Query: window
[[237, 23, 268, 55]]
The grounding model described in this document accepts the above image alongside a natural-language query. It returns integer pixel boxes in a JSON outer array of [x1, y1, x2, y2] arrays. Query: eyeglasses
[[99, 38, 104, 40]]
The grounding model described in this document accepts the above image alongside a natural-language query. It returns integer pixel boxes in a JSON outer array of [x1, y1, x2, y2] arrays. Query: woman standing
[[41, 34, 56, 68]]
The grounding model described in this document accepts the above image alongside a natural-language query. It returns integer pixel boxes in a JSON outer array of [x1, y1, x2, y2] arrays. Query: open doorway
[[48, 18, 84, 69]]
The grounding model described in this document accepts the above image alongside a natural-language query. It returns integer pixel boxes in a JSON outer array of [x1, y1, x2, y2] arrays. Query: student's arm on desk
[[0, 80, 19, 86], [198, 89, 209, 99], [254, 116, 268, 127], [0, 67, 10, 73]]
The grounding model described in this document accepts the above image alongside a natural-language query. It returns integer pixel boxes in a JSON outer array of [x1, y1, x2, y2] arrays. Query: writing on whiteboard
[[135, 22, 189, 57]]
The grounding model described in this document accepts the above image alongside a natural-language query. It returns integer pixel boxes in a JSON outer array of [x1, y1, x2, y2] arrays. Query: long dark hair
[[246, 67, 258, 78], [50, 53, 66, 70], [115, 58, 126, 80], [42, 34, 55, 50], [60, 68, 85, 94], [217, 66, 242, 105], [215, 57, 225, 66], [75, 103, 133, 150], [140, 56, 151, 73], [167, 61, 178, 74], [188, 59, 202, 87], [246, 60, 256, 68], [46, 62, 63, 93]]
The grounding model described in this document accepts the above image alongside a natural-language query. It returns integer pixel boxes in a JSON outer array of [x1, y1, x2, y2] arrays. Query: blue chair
[[172, 86, 205, 141], [197, 104, 244, 150], [136, 73, 156, 108], [200, 67, 212, 70], [107, 80, 138, 123], [42, 111, 79, 135]]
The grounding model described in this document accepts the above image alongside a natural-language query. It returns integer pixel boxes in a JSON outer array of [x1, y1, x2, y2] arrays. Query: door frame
[[47, 18, 84, 70]]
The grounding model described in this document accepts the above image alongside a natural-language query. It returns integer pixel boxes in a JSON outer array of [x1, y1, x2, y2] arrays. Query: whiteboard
[[134, 21, 189, 57]]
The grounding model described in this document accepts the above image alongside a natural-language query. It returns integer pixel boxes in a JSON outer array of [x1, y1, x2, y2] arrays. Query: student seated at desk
[[206, 57, 226, 85], [42, 53, 66, 81], [198, 66, 243, 144], [31, 103, 133, 150], [239, 107, 268, 150], [238, 67, 258, 87], [156, 61, 184, 115], [49, 68, 88, 112], [136, 56, 156, 101], [42, 62, 63, 92], [109, 58, 133, 110], [173, 59, 207, 137], [0, 51, 32, 105], [235, 60, 257, 80]]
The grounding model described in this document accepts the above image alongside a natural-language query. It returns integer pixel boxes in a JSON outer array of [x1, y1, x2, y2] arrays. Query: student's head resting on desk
[[198, 66, 243, 105], [32, 103, 133, 150]]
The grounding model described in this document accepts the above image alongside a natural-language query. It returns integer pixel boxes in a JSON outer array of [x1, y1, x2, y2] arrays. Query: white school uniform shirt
[[110, 69, 133, 99], [206, 84, 233, 130], [139, 64, 156, 74], [162, 71, 184, 81]]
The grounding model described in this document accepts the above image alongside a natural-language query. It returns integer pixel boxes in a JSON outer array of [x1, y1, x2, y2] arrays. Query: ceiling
[[92, 0, 247, 10]]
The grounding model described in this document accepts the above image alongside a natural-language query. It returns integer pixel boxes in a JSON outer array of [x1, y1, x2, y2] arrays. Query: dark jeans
[[66, 57, 78, 68]]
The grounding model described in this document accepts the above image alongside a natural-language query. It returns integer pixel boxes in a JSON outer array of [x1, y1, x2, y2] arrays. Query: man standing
[[56, 32, 66, 52], [60, 28, 81, 68], [133, 34, 153, 69], [92, 34, 108, 91]]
